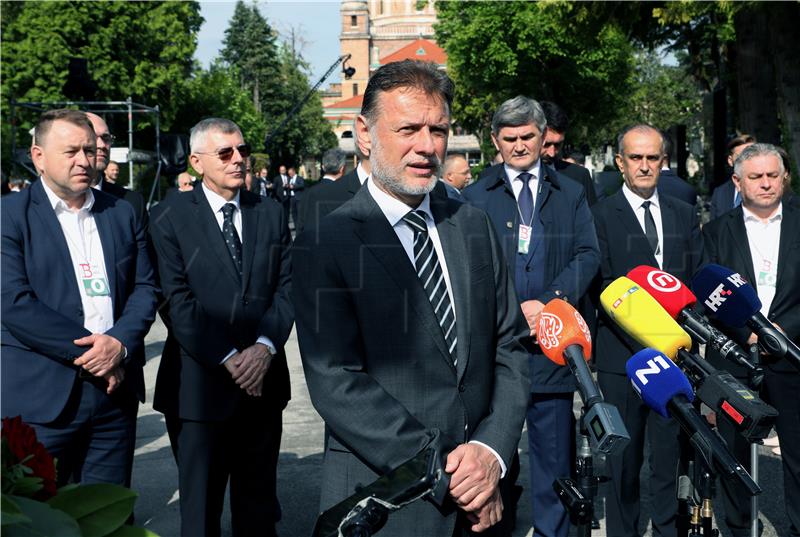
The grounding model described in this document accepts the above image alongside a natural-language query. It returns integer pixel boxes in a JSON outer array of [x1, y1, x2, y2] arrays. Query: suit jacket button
[[458, 384, 466, 392]]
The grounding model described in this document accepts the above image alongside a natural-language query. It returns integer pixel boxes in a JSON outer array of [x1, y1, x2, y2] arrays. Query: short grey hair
[[491, 96, 547, 136], [616, 124, 665, 155], [190, 118, 242, 153], [733, 143, 785, 178], [321, 148, 346, 174]]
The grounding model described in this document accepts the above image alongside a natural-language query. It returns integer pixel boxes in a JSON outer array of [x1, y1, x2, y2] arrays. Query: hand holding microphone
[[536, 299, 630, 456], [625, 349, 761, 496]]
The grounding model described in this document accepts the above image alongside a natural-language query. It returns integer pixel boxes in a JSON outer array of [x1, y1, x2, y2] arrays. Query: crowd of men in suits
[[2, 58, 798, 537]]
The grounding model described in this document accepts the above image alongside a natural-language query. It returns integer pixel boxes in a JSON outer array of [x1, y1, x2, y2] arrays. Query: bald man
[[440, 155, 471, 200]]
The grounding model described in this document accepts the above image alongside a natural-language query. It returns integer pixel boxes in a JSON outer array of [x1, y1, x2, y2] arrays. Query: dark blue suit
[[709, 178, 737, 221], [463, 163, 600, 537], [657, 169, 698, 206], [1, 179, 157, 485]]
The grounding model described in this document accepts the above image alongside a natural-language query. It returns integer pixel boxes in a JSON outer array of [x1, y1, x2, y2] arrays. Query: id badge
[[518, 224, 532, 254], [79, 262, 111, 296]]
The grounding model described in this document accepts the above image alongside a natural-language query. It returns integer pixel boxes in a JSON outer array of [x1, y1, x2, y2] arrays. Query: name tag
[[79, 262, 111, 297], [757, 259, 777, 288], [518, 224, 532, 254]]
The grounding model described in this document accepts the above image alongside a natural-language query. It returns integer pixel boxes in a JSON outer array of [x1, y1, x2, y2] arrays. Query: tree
[[219, 2, 336, 167], [433, 1, 637, 153], [1, 1, 203, 173], [172, 62, 268, 148]]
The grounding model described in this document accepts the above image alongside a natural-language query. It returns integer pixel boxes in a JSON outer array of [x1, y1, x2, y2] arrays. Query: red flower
[[2, 416, 57, 499]]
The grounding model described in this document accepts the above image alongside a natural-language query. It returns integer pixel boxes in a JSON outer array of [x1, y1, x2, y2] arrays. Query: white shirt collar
[[504, 160, 541, 183], [367, 178, 433, 227], [41, 177, 94, 213], [742, 202, 782, 224], [201, 182, 240, 214], [356, 163, 369, 185], [622, 183, 660, 210]]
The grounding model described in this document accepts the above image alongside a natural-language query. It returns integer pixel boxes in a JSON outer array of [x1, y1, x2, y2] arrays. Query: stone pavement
[[131, 318, 788, 536]]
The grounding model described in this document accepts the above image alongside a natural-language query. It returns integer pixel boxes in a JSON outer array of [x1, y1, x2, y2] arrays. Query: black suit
[[552, 159, 599, 206], [101, 179, 148, 228], [149, 186, 293, 537], [657, 169, 698, 206], [592, 189, 703, 537], [292, 184, 530, 536], [296, 169, 362, 236], [702, 204, 800, 537], [709, 179, 737, 221]]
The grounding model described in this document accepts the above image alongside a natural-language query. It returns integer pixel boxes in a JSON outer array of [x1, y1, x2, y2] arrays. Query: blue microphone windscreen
[[691, 264, 761, 328], [626, 348, 694, 418]]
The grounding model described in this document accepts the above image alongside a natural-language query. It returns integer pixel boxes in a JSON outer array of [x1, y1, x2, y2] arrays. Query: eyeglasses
[[98, 133, 116, 145], [195, 143, 251, 161]]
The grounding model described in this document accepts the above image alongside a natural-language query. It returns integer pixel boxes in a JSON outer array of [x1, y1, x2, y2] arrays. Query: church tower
[[340, 0, 370, 100]]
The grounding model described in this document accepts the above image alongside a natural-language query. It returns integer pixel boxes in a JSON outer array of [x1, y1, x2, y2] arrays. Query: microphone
[[626, 266, 757, 372], [600, 276, 777, 442], [537, 299, 630, 456], [626, 349, 761, 496], [692, 264, 800, 372]]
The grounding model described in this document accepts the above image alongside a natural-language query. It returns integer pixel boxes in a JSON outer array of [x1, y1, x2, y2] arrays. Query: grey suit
[[292, 185, 529, 536]]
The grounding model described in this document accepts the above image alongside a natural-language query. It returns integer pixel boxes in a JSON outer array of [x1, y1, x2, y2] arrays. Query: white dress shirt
[[743, 203, 782, 316], [201, 183, 276, 361], [42, 180, 114, 335], [366, 178, 507, 477], [505, 161, 541, 218], [622, 184, 664, 269], [356, 163, 369, 185]]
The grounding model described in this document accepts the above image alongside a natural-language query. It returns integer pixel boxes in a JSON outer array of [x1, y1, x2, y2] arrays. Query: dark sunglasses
[[196, 143, 251, 161]]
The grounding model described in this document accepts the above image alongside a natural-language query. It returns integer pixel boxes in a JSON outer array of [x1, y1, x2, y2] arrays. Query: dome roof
[[341, 0, 368, 12]]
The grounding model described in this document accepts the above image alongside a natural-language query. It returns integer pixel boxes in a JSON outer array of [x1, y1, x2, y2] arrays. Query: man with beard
[[293, 60, 530, 536], [86, 113, 147, 227]]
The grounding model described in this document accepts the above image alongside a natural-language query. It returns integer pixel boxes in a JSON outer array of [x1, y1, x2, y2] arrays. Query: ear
[[731, 174, 742, 191], [189, 154, 204, 177], [30, 145, 45, 175], [490, 132, 500, 153], [355, 115, 372, 157], [615, 153, 624, 172]]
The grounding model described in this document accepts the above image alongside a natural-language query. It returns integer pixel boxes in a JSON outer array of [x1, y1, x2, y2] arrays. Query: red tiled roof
[[379, 39, 447, 65], [324, 94, 364, 109]]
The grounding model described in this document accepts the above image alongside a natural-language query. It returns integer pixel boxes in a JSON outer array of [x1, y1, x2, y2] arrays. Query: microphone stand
[[748, 344, 762, 537], [553, 407, 598, 537]]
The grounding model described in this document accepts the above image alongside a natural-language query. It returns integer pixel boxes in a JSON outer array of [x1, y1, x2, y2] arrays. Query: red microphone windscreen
[[536, 299, 592, 366], [627, 266, 697, 320]]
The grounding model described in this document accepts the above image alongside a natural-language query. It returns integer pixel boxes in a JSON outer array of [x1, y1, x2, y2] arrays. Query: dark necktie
[[403, 210, 458, 364], [221, 203, 242, 274], [517, 172, 534, 224], [641, 200, 659, 255]]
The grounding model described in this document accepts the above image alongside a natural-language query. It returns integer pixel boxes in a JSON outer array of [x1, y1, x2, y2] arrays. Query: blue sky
[[196, 1, 343, 84]]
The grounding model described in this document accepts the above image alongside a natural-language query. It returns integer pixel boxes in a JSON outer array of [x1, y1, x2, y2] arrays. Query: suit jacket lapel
[[529, 176, 552, 260], [430, 193, 471, 378], [240, 195, 259, 292], [91, 197, 119, 314], [30, 181, 81, 304], [660, 197, 678, 270], [612, 191, 657, 265], [725, 208, 757, 287], [774, 202, 798, 295], [191, 187, 242, 285], [350, 188, 455, 372]]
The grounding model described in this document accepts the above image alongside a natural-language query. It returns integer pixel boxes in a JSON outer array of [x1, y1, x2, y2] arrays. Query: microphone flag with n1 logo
[[691, 264, 762, 327], [626, 348, 695, 418], [537, 299, 592, 366], [627, 266, 697, 319]]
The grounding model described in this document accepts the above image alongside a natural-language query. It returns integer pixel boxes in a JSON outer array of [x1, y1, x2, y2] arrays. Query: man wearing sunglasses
[[149, 118, 293, 537], [86, 113, 148, 227]]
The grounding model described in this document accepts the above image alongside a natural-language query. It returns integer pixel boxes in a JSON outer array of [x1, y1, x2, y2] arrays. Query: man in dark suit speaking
[[149, 118, 293, 537], [293, 60, 530, 536], [1, 109, 157, 487]]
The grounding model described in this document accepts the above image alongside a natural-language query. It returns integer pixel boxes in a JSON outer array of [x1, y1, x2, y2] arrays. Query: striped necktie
[[403, 210, 457, 364]]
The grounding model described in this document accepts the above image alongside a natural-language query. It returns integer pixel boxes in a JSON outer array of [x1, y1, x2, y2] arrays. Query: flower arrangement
[[1, 416, 158, 537]]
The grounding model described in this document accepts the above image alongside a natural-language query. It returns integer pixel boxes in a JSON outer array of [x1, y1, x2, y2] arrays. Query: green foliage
[[1, 1, 203, 128], [48, 484, 138, 537], [434, 1, 636, 151], [172, 62, 268, 150], [3, 494, 82, 537], [219, 1, 336, 166]]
